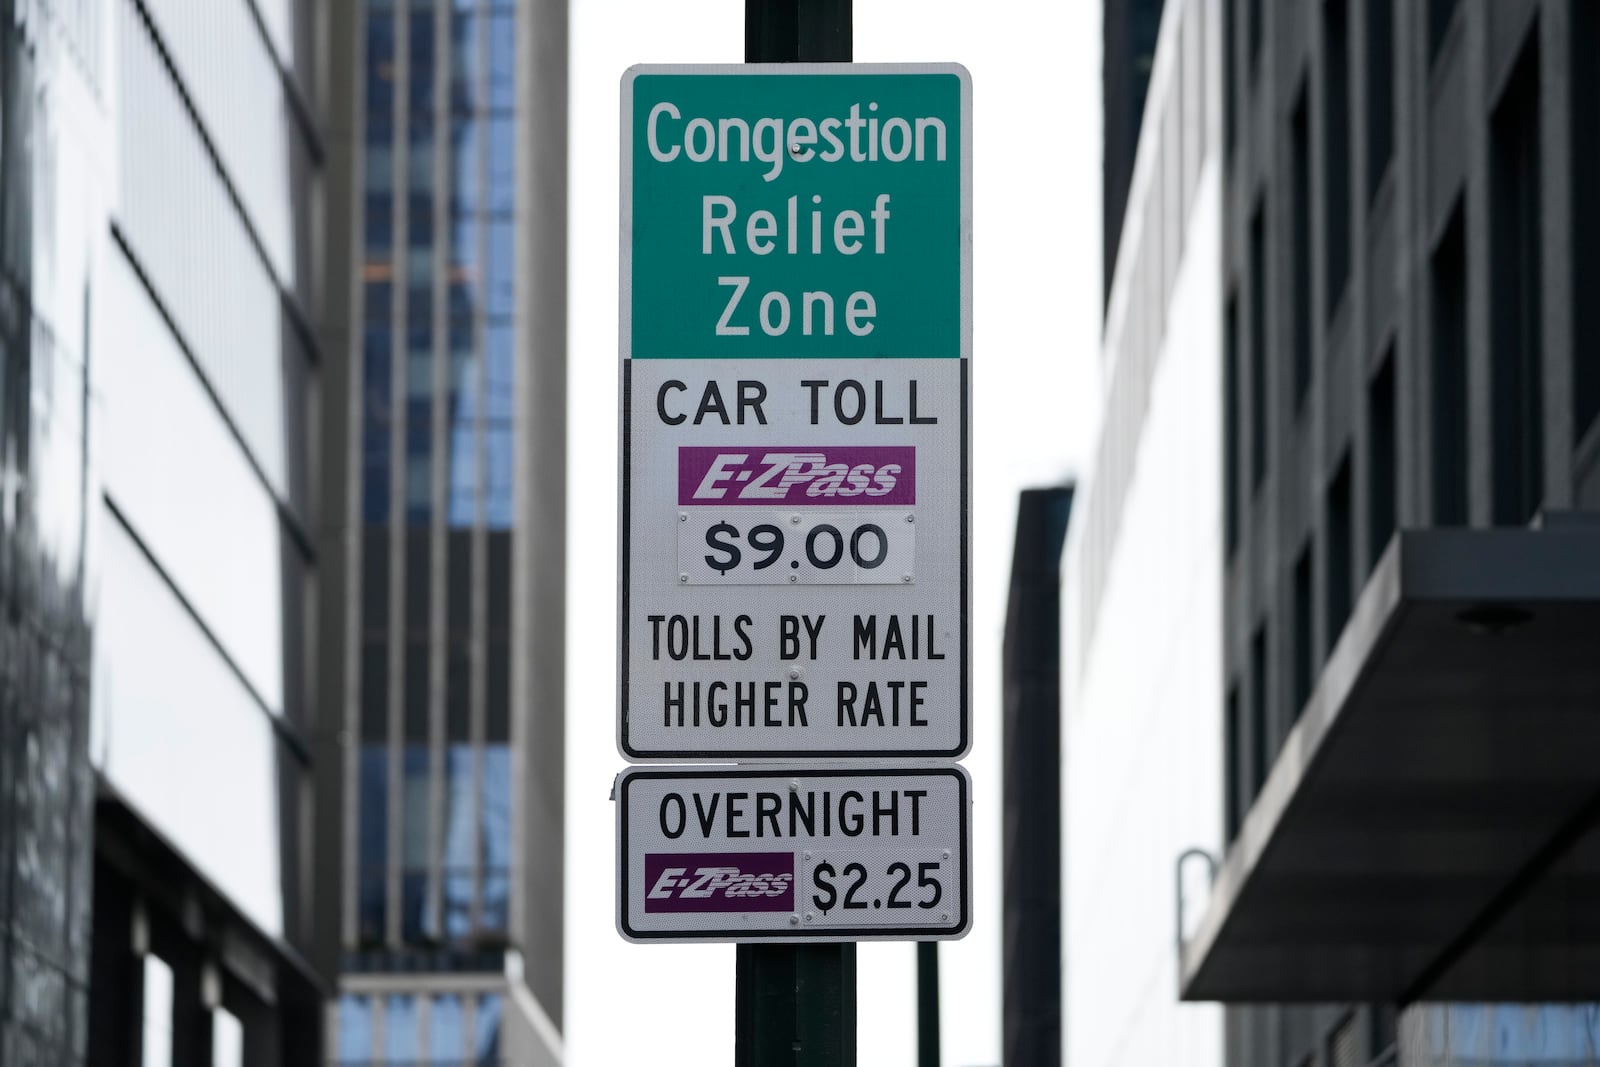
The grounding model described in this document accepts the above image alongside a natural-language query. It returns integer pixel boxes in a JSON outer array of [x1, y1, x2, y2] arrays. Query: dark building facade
[[1184, 1, 1600, 1064], [326, 0, 566, 1061], [1002, 486, 1072, 1067], [0, 0, 334, 1063], [1103, 0, 1167, 306]]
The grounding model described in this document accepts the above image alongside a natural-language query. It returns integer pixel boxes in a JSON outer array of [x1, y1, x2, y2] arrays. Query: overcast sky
[[565, 3, 1102, 1063]]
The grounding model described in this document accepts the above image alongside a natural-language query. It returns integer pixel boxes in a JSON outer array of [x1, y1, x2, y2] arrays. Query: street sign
[[616, 764, 971, 942], [619, 64, 971, 760]]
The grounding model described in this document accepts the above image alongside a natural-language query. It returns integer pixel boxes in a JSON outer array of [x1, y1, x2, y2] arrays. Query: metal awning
[[1181, 524, 1600, 1002]]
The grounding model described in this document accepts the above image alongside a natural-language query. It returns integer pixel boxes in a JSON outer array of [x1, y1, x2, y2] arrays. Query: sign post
[[617, 7, 970, 1062]]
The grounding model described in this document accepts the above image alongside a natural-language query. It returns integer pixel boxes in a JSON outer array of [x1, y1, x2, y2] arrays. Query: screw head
[[804, 912, 814, 923], [789, 574, 798, 583], [902, 574, 913, 583], [790, 142, 802, 155], [905, 513, 915, 523], [679, 512, 688, 522], [790, 780, 801, 793], [789, 914, 800, 926], [803, 851, 812, 861], [789, 514, 802, 525], [788, 667, 800, 680], [942, 850, 950, 861], [679, 573, 689, 583], [940, 912, 950, 923]]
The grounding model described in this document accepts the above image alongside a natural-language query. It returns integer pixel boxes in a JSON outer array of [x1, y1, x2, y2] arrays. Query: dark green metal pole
[[917, 942, 940, 1066], [736, 3, 854, 1065]]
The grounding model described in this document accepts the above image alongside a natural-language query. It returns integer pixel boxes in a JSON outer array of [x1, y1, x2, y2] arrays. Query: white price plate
[[678, 510, 916, 585], [617, 764, 971, 943]]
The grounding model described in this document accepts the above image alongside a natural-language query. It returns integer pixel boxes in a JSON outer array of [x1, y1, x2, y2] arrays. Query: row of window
[[356, 745, 512, 949], [337, 991, 502, 1063], [366, 2, 515, 119], [1222, 6, 1600, 842]]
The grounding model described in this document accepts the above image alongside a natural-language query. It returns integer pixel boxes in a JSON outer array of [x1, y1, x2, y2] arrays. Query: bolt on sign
[[619, 63, 972, 760], [616, 765, 972, 942]]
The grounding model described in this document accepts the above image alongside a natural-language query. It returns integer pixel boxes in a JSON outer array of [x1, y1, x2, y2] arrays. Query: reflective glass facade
[[353, 0, 517, 966], [338, 0, 562, 1061]]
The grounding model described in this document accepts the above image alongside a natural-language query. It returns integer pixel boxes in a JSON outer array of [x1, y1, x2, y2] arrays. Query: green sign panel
[[623, 64, 970, 360]]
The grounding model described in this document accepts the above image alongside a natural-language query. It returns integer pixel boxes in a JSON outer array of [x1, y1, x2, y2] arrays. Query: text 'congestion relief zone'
[[620, 64, 971, 762]]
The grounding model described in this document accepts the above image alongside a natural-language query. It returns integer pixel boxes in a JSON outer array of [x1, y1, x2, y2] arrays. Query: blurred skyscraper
[[1061, 1, 1222, 1066], [0, 0, 332, 1062], [323, 0, 567, 1062]]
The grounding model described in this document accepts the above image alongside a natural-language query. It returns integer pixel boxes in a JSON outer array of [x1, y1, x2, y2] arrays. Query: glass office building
[[0, 0, 331, 1063], [329, 0, 566, 1062]]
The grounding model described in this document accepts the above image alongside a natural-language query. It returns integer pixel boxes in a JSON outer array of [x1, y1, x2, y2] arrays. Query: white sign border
[[615, 763, 973, 944], [617, 63, 974, 763]]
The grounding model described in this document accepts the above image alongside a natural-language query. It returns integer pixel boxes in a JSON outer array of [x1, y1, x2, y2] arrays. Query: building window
[[357, 746, 389, 945], [1247, 0, 1262, 81], [1290, 81, 1312, 409], [1249, 625, 1268, 801], [1292, 542, 1313, 719], [1576, 1, 1600, 445], [1430, 204, 1468, 526], [1427, 0, 1459, 62], [385, 994, 420, 1060], [1323, 0, 1351, 320], [1326, 451, 1353, 646], [337, 995, 374, 1062], [1367, 350, 1396, 570], [1249, 199, 1268, 490], [432, 993, 466, 1059], [1224, 292, 1241, 555], [475, 992, 504, 1065], [1224, 0, 1237, 154], [1364, 0, 1393, 200], [1225, 685, 1242, 842], [141, 954, 174, 1067], [1490, 34, 1544, 528]]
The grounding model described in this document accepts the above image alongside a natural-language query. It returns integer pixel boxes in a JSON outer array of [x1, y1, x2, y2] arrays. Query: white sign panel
[[616, 765, 971, 943]]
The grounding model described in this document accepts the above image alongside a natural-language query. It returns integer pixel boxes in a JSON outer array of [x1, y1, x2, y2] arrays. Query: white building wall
[[1061, 0, 1223, 1064]]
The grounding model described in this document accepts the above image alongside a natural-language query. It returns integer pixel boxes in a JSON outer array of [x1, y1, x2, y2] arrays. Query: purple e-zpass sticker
[[643, 852, 795, 913], [677, 446, 916, 506]]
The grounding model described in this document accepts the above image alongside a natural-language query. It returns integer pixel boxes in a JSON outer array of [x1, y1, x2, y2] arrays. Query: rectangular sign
[[620, 64, 971, 761], [617, 765, 971, 942]]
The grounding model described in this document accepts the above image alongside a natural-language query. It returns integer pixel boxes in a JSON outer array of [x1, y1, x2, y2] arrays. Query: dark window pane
[[1249, 626, 1268, 801], [1249, 201, 1268, 489], [1576, 2, 1600, 443], [1368, 352, 1396, 569], [363, 420, 391, 526], [365, 192, 394, 254], [451, 11, 479, 114], [1225, 686, 1242, 841], [363, 532, 390, 631], [1431, 204, 1468, 525], [1247, 0, 1261, 78], [1323, 0, 1351, 319], [405, 642, 429, 744], [1224, 292, 1241, 555], [366, 11, 395, 118], [1292, 543, 1313, 718], [442, 747, 474, 940], [1365, 0, 1393, 200], [401, 747, 430, 942], [1427, 0, 1458, 61], [1224, 0, 1237, 152], [1290, 82, 1312, 408], [1490, 37, 1544, 527], [409, 4, 436, 114], [451, 115, 480, 215], [407, 415, 433, 524], [1326, 453, 1353, 644], [357, 749, 388, 944]]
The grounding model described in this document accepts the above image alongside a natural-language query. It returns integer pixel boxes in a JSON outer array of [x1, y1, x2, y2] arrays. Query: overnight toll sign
[[619, 64, 971, 760], [617, 765, 972, 942]]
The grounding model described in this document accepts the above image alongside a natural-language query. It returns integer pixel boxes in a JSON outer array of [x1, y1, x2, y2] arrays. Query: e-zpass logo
[[643, 852, 795, 913], [677, 446, 915, 506]]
